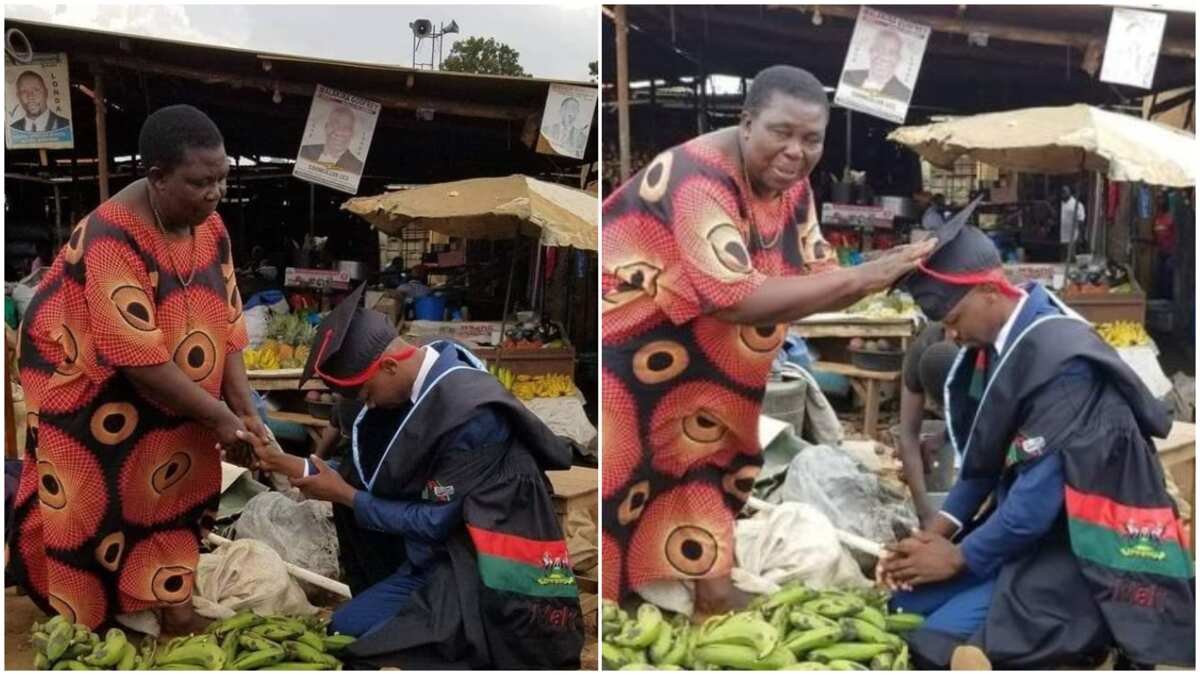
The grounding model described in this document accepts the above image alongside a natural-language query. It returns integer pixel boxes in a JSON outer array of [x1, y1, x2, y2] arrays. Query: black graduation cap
[[300, 283, 398, 396], [896, 196, 1003, 321]]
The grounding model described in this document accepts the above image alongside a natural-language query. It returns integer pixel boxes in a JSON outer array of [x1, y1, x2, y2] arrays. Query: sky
[[4, 4, 598, 81]]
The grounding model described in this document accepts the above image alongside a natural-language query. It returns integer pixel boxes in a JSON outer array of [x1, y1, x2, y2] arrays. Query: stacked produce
[[30, 612, 354, 670], [845, 293, 918, 320], [244, 314, 317, 371], [488, 365, 575, 400], [1095, 321, 1152, 348], [601, 584, 923, 671]]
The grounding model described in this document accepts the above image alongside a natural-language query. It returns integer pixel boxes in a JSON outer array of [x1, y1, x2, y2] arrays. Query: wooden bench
[[809, 361, 902, 440]]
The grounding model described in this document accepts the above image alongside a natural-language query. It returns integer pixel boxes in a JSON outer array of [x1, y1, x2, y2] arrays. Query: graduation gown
[[933, 289, 1194, 668], [336, 342, 584, 669]]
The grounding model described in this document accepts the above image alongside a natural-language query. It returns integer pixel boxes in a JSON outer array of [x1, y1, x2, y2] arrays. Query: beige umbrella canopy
[[888, 104, 1196, 187], [343, 174, 597, 250]]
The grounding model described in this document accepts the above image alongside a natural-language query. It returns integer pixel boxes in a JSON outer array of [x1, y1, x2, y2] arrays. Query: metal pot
[[336, 260, 369, 280], [875, 195, 919, 219]]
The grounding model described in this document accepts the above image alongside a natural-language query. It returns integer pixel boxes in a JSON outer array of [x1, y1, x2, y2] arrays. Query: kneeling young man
[[879, 201, 1194, 669], [239, 285, 583, 669]]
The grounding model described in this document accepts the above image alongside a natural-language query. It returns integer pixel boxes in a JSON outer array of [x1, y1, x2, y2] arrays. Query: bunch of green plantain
[[600, 583, 925, 671], [30, 611, 355, 671]]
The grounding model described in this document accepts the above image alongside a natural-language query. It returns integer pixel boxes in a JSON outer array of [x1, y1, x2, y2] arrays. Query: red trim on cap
[[312, 329, 418, 388], [916, 263, 1022, 299]]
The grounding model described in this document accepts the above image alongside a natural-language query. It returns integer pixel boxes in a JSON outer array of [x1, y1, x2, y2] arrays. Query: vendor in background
[[920, 193, 947, 230], [1152, 192, 1177, 300], [880, 203, 1193, 670], [1059, 184, 1086, 251], [601, 64, 935, 616], [896, 321, 959, 526], [238, 285, 583, 669], [8, 105, 265, 633]]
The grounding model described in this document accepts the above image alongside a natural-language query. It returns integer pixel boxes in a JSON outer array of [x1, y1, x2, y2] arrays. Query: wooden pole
[[93, 70, 110, 202], [614, 5, 632, 182]]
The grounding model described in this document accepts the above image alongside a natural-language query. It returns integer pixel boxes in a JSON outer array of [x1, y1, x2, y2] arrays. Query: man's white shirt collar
[[411, 346, 438, 404], [26, 110, 50, 132], [993, 288, 1029, 356]]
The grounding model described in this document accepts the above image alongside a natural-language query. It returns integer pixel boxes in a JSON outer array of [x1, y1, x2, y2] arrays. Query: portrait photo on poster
[[5, 52, 74, 150], [833, 6, 930, 124], [537, 82, 597, 160], [1100, 7, 1167, 90], [293, 84, 381, 195]]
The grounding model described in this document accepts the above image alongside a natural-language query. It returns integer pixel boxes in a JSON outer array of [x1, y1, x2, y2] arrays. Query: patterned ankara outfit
[[601, 134, 838, 601], [8, 201, 247, 628]]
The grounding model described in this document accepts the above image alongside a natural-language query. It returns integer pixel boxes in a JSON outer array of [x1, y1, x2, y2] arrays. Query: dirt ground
[[5, 588, 42, 670]]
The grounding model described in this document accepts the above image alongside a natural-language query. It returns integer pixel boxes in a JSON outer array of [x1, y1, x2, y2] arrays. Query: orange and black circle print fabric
[[600, 134, 837, 601], [9, 201, 246, 628]]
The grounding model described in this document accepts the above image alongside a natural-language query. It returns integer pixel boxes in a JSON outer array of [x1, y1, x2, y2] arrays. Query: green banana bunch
[[839, 618, 904, 649], [207, 610, 264, 637], [826, 658, 871, 670], [855, 605, 887, 631], [869, 651, 894, 670], [601, 643, 642, 670], [695, 612, 779, 659], [153, 635, 226, 670], [801, 595, 865, 619], [230, 646, 287, 671], [610, 604, 665, 649], [322, 634, 356, 653], [783, 625, 842, 657], [282, 640, 340, 668], [883, 612, 925, 632], [807, 642, 894, 664], [261, 664, 331, 671], [768, 606, 790, 638], [51, 660, 89, 670], [45, 618, 76, 663], [647, 620, 674, 664], [788, 610, 839, 632], [692, 643, 796, 670], [760, 583, 818, 611], [789, 663, 828, 670], [894, 644, 911, 670], [82, 629, 127, 668]]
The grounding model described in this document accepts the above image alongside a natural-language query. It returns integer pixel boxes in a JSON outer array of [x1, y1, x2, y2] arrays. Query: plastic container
[[413, 295, 446, 321]]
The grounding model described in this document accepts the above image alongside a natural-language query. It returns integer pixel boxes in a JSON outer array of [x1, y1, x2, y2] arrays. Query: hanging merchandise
[[1137, 184, 1154, 219]]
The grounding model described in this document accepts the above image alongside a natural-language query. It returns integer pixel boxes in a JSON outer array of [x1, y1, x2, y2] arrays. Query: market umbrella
[[343, 174, 597, 251], [344, 174, 598, 363], [888, 103, 1196, 187]]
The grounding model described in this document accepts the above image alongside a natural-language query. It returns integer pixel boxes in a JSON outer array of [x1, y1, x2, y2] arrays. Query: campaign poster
[[6, 52, 74, 150], [834, 7, 931, 125], [536, 83, 597, 159], [1100, 7, 1167, 89], [293, 84, 380, 194]]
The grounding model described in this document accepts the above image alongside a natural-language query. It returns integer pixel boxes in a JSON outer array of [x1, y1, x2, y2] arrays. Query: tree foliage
[[442, 36, 530, 77]]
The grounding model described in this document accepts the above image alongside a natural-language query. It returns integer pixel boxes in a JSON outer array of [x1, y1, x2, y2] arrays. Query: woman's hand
[[231, 427, 287, 473]]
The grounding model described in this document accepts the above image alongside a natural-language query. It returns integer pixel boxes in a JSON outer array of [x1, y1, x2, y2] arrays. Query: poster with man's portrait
[[293, 84, 380, 195], [536, 83, 597, 159], [5, 52, 74, 150], [1100, 8, 1166, 90], [834, 7, 930, 125]]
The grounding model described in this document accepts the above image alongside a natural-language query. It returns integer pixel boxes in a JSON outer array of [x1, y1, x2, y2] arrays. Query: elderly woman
[[9, 105, 263, 633], [601, 65, 933, 614]]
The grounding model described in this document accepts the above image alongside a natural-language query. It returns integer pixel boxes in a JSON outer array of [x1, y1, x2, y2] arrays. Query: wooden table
[[790, 315, 919, 345], [267, 411, 331, 444], [808, 361, 901, 440], [247, 368, 326, 392], [1155, 422, 1196, 554]]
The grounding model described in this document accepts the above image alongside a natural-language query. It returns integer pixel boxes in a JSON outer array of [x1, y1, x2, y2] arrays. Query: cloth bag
[[193, 538, 318, 619], [731, 502, 870, 596]]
